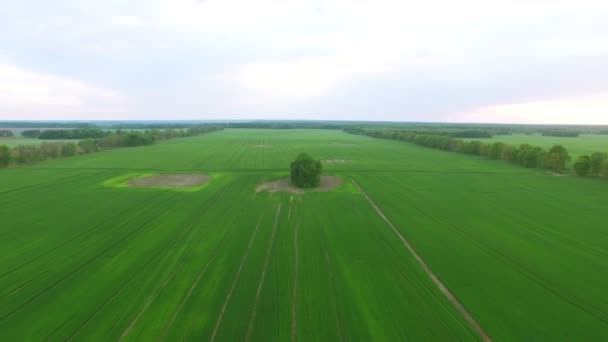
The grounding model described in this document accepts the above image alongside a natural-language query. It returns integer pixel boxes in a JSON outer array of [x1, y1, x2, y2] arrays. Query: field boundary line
[[291, 221, 300, 342], [244, 204, 282, 342], [351, 179, 492, 342], [25, 166, 527, 175], [209, 215, 265, 342]]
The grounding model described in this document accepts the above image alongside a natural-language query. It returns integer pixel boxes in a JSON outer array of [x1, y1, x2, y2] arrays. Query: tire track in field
[[0, 195, 180, 321], [291, 217, 300, 342], [0, 196, 157, 280], [407, 197, 608, 326], [115, 183, 238, 341], [0, 196, 165, 299], [351, 179, 493, 342], [155, 228, 230, 342], [208, 215, 265, 342], [0, 170, 105, 198], [244, 204, 282, 342], [322, 247, 346, 342], [67, 189, 227, 341]]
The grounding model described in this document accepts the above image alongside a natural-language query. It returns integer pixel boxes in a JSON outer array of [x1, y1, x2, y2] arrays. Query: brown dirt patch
[[129, 174, 209, 188], [256, 175, 342, 193], [322, 159, 351, 164]]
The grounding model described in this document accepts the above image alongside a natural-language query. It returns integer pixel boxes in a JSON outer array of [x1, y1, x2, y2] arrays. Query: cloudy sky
[[1, 0, 607, 124]]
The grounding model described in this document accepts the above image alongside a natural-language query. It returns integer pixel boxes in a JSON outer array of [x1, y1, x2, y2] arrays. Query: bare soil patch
[[322, 159, 351, 164], [129, 174, 209, 188], [256, 175, 342, 193]]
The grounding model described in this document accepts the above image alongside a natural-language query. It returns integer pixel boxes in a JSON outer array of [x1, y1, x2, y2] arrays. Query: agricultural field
[[1, 129, 607, 340], [468, 133, 608, 159]]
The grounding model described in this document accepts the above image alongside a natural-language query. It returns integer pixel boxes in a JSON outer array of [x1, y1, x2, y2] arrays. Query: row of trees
[[21, 130, 41, 138], [37, 128, 108, 139], [573, 153, 608, 177], [540, 129, 580, 137], [0, 126, 222, 168], [0, 130, 14, 137], [344, 127, 608, 178]]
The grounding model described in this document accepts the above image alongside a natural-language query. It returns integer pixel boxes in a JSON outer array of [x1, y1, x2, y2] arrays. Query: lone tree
[[290, 153, 322, 188]]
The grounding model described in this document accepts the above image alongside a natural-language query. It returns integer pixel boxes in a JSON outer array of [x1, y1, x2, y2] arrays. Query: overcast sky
[[1, 0, 608, 124]]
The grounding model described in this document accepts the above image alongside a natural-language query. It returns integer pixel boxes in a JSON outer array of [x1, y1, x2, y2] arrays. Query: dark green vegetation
[[1, 129, 608, 340], [0, 126, 222, 168], [290, 153, 322, 188], [346, 127, 608, 178]]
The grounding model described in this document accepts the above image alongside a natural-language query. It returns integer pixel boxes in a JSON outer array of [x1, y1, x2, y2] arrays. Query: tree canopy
[[290, 153, 322, 188], [0, 145, 10, 168], [574, 155, 591, 176], [590, 152, 607, 176]]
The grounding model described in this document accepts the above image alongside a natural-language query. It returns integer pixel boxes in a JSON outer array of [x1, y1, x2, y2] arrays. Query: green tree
[[547, 145, 570, 173], [290, 153, 322, 188], [602, 160, 608, 179], [0, 145, 10, 168], [61, 142, 77, 157], [0, 130, 14, 137], [78, 139, 99, 154], [590, 152, 607, 176], [573, 155, 591, 176], [489, 142, 505, 159]]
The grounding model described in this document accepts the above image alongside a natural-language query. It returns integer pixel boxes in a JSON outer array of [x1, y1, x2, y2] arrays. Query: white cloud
[[457, 93, 608, 125], [1, 0, 608, 121], [0, 63, 126, 119]]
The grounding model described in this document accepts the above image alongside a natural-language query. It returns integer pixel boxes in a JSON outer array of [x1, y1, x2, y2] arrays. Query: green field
[[1, 129, 607, 340], [471, 134, 608, 159]]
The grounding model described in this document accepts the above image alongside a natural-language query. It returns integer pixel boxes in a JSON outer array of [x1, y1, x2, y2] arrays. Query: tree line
[[0, 126, 222, 168], [344, 127, 608, 178], [540, 129, 580, 137], [0, 130, 14, 137]]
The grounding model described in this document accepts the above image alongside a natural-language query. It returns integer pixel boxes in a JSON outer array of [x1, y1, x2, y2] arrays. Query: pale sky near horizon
[[1, 0, 608, 124]]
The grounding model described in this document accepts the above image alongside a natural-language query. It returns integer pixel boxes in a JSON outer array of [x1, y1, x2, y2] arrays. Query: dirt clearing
[[129, 174, 209, 188], [256, 176, 342, 193]]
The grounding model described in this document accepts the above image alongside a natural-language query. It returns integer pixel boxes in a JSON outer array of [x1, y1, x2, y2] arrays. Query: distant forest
[[2, 120, 608, 136]]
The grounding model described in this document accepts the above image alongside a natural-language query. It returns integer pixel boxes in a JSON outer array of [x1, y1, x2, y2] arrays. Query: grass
[[1, 128, 607, 340]]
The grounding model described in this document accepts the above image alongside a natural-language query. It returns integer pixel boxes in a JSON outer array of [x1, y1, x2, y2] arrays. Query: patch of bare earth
[[322, 159, 351, 164], [128, 174, 209, 188], [256, 175, 342, 193]]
